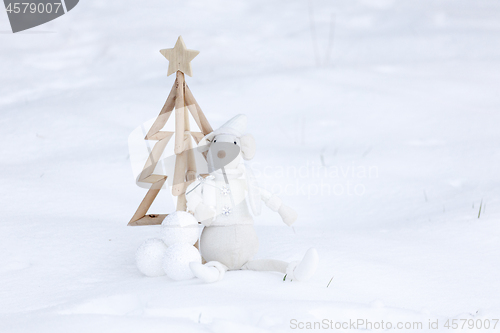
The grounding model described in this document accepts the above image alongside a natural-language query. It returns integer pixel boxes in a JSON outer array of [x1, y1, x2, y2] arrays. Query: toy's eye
[[234, 141, 237, 145], [213, 139, 216, 143]]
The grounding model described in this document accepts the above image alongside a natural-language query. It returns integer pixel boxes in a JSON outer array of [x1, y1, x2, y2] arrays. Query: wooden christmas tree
[[128, 36, 212, 226]]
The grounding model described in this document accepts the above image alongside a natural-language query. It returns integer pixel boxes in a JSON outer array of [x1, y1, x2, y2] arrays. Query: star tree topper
[[160, 36, 200, 77]]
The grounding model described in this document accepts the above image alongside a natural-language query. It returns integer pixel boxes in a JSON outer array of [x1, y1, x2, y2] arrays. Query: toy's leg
[[287, 248, 319, 281], [242, 248, 319, 282], [189, 261, 227, 283]]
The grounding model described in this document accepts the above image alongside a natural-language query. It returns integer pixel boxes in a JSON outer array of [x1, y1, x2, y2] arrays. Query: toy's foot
[[189, 261, 226, 283], [286, 248, 319, 282]]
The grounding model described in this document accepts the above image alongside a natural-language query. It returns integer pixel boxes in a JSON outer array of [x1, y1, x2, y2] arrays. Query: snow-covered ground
[[1, 0, 500, 332]]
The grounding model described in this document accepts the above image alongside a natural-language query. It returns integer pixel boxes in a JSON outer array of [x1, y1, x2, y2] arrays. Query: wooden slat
[[145, 83, 176, 140], [190, 131, 204, 144], [185, 84, 213, 135], [129, 214, 168, 226], [141, 174, 168, 184], [137, 133, 173, 183], [172, 148, 187, 196], [146, 131, 173, 141], [185, 132, 197, 182], [174, 71, 185, 154], [128, 177, 167, 225]]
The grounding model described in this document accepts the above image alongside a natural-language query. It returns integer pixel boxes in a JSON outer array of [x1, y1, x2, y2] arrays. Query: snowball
[[135, 238, 168, 277], [161, 211, 200, 246], [163, 243, 201, 280]]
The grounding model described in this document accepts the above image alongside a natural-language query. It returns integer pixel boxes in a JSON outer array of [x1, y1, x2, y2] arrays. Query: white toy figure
[[186, 114, 318, 283]]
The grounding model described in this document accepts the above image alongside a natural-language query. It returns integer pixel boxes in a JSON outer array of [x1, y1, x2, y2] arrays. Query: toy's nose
[[217, 150, 226, 159], [207, 141, 240, 173]]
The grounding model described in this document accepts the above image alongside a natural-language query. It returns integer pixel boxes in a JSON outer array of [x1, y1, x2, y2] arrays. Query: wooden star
[[160, 36, 200, 77]]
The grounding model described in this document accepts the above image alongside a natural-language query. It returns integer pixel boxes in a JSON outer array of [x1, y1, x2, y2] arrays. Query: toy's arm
[[258, 187, 297, 226], [186, 180, 216, 226]]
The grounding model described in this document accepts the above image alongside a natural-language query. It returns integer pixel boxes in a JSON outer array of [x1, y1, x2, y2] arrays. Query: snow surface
[[1, 0, 500, 332]]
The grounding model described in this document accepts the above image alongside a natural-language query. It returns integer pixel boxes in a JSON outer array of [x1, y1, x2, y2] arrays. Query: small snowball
[[163, 243, 201, 280], [136, 238, 168, 277], [161, 211, 200, 246]]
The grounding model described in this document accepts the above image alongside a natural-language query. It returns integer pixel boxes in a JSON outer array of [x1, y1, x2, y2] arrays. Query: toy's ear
[[240, 134, 256, 160], [197, 132, 215, 153]]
